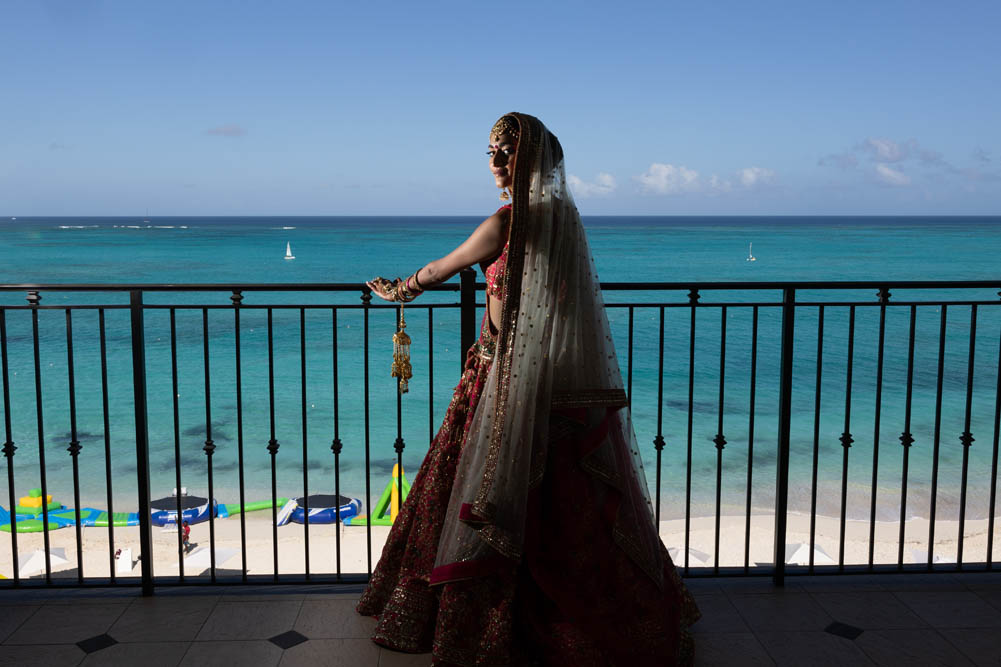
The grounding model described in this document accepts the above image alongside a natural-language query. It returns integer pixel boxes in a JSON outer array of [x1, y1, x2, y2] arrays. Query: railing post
[[130, 290, 154, 596], [773, 287, 795, 586], [460, 268, 476, 372]]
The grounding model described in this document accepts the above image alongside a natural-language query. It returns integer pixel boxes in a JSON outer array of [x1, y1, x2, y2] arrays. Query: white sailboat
[[746, 242, 756, 262], [284, 241, 295, 260]]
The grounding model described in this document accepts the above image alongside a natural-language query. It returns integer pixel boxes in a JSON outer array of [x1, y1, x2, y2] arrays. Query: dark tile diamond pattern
[[825, 621, 864, 640], [269, 630, 309, 649], [76, 633, 118, 653]]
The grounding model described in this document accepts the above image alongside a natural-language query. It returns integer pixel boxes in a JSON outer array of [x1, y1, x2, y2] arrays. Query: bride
[[360, 112, 699, 666]]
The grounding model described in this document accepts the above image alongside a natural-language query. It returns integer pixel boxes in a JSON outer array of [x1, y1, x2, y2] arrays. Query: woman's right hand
[[366, 276, 401, 302]]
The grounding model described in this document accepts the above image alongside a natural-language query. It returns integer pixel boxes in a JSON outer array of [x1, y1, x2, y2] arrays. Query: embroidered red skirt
[[356, 323, 699, 665]]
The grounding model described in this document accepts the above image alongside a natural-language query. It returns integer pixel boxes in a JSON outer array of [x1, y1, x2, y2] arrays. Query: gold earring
[[499, 189, 510, 201]]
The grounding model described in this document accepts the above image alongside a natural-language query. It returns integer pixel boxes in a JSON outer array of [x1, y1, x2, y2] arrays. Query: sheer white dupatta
[[431, 113, 664, 588]]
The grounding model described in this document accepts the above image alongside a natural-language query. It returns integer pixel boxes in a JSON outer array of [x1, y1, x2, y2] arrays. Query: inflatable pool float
[[221, 498, 289, 516], [0, 506, 32, 525], [150, 495, 217, 527], [16, 488, 60, 513], [275, 498, 297, 526], [2, 504, 104, 528], [14, 501, 62, 514], [13, 488, 62, 516], [72, 508, 105, 527], [346, 464, 408, 527], [36, 510, 77, 529], [2, 489, 69, 531], [93, 511, 141, 527], [289, 495, 361, 524], [1, 505, 138, 530], [46, 508, 104, 527], [0, 518, 66, 533]]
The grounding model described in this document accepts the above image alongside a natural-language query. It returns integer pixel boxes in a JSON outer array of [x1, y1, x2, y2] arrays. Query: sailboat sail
[[284, 242, 295, 260]]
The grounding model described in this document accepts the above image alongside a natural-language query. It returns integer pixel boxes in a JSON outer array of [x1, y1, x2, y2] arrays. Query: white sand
[[3, 509, 999, 581], [0, 512, 390, 580], [660, 512, 1000, 569]]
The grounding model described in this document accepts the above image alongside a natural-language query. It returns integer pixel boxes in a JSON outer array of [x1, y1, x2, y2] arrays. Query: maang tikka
[[490, 115, 520, 141]]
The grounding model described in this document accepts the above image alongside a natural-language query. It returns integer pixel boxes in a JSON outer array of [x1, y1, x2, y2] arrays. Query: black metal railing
[[1, 275, 999, 593]]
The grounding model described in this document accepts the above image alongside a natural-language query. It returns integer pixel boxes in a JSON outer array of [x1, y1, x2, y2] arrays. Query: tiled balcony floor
[[1, 573, 1000, 665]]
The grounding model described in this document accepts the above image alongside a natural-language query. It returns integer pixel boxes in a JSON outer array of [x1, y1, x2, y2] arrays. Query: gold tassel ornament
[[391, 304, 413, 394]]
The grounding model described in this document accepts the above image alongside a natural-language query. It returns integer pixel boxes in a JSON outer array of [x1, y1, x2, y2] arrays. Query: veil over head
[[431, 113, 665, 588]]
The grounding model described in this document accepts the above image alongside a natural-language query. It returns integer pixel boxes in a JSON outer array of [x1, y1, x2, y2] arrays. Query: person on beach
[[182, 520, 192, 554], [360, 112, 699, 665]]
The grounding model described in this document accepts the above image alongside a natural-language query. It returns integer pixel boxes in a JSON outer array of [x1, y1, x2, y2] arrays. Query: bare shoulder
[[456, 207, 509, 261], [478, 206, 511, 235], [426, 206, 510, 280]]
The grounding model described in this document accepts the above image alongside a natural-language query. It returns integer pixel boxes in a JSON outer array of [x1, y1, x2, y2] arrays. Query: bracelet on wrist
[[395, 278, 419, 303], [400, 273, 423, 300]]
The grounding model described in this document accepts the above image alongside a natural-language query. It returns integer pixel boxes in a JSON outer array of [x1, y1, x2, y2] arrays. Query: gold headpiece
[[490, 115, 520, 141]]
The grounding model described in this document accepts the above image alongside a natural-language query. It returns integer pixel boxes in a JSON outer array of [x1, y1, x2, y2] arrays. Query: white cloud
[[864, 138, 907, 162], [821, 137, 972, 180], [635, 164, 774, 195], [567, 172, 617, 197], [739, 167, 775, 188], [875, 163, 910, 186], [637, 163, 700, 194], [709, 175, 732, 192], [206, 124, 247, 137]]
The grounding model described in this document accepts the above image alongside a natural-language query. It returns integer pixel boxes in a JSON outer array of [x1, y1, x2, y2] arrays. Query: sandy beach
[[2, 509, 999, 581]]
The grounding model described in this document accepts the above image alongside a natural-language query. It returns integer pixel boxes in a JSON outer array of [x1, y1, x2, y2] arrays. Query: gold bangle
[[395, 280, 418, 303], [405, 274, 424, 295]]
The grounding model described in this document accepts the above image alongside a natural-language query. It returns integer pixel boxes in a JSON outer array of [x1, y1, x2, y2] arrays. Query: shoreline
[[2, 511, 998, 581]]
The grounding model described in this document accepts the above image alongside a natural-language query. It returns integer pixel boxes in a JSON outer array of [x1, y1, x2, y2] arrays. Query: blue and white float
[[288, 495, 362, 525], [150, 492, 217, 527]]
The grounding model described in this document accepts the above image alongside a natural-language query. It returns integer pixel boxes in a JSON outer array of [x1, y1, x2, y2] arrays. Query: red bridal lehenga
[[357, 114, 699, 666]]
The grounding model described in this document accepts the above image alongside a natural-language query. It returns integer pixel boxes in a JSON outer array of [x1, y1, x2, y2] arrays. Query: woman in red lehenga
[[360, 113, 699, 666]]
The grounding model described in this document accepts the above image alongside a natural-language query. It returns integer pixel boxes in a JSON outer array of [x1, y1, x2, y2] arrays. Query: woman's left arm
[[367, 209, 509, 301]]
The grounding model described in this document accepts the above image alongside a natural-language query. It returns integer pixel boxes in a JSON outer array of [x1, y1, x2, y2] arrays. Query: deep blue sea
[[2, 215, 1000, 524]]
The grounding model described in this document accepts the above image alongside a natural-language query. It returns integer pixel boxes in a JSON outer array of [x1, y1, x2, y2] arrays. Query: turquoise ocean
[[1, 216, 1000, 526]]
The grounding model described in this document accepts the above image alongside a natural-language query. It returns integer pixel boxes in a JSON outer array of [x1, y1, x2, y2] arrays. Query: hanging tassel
[[391, 304, 413, 394]]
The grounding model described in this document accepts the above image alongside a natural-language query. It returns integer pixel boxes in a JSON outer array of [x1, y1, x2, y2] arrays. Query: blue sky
[[1, 1, 999, 216]]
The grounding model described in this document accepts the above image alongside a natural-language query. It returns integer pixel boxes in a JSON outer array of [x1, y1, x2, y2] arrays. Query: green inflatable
[[224, 498, 289, 515], [0, 518, 62, 533], [348, 468, 410, 527]]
